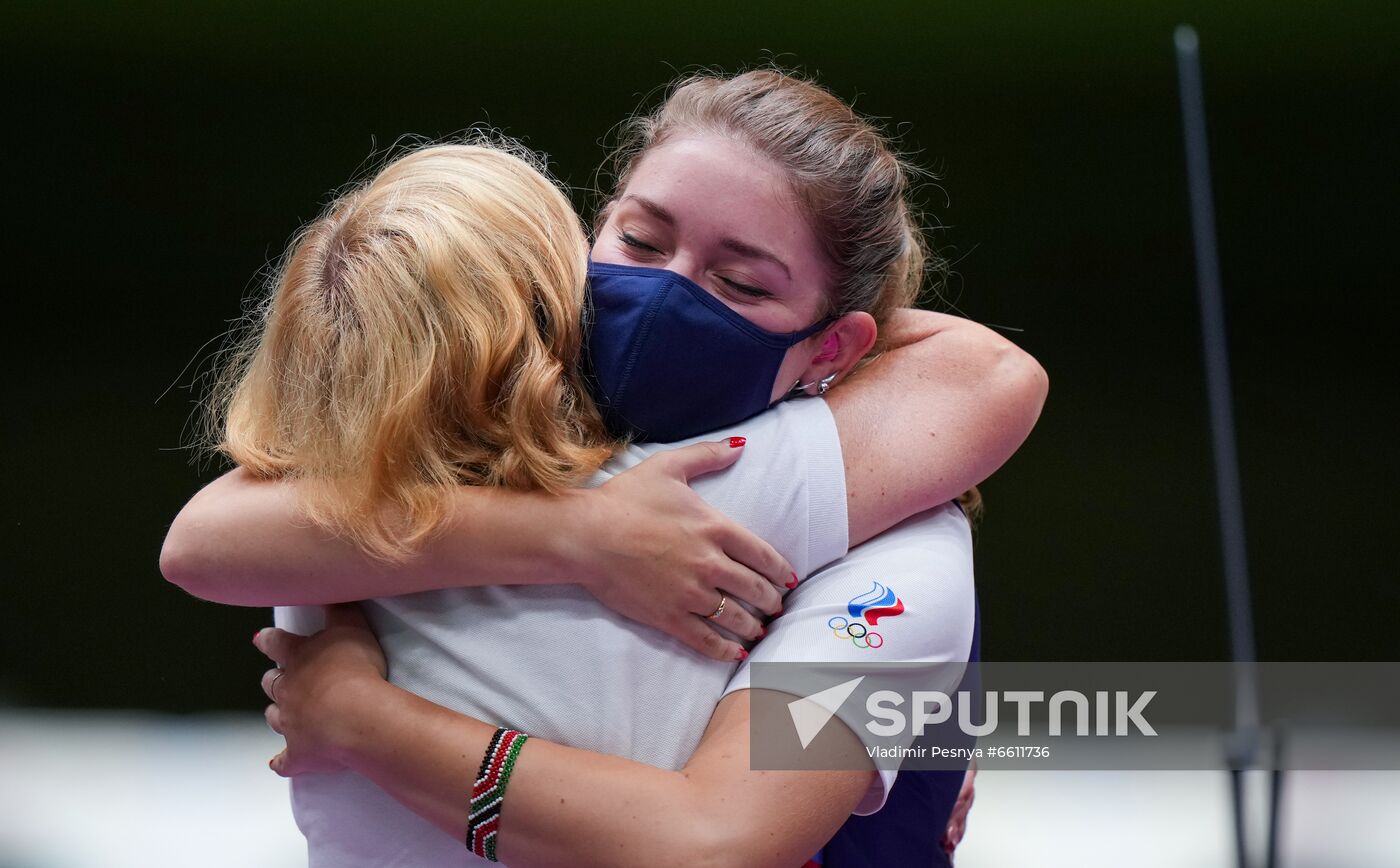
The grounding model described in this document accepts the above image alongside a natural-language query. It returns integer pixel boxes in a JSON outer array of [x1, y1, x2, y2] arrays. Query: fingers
[[701, 589, 766, 642], [269, 750, 289, 778], [713, 563, 782, 619], [252, 627, 301, 668], [322, 602, 371, 631], [718, 521, 797, 595], [264, 702, 283, 735], [672, 615, 749, 663], [656, 437, 748, 482], [944, 766, 975, 854], [260, 667, 284, 702]]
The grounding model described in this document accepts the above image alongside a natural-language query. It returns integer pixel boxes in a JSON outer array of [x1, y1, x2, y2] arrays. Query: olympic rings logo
[[827, 616, 884, 650]]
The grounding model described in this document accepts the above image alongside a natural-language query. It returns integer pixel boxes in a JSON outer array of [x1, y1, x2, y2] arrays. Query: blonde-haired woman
[[175, 139, 820, 657], [168, 71, 1045, 868], [218, 142, 615, 562]]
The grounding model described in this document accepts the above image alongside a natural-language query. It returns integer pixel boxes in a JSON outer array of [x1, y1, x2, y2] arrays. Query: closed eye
[[721, 277, 771, 299], [618, 231, 660, 254]]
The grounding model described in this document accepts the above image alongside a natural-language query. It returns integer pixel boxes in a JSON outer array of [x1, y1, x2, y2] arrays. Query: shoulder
[[757, 503, 976, 661], [595, 397, 838, 478], [841, 501, 972, 559]]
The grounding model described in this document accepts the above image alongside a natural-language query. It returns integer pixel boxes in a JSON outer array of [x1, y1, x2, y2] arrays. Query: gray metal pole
[[1174, 24, 1266, 868], [1174, 23, 1260, 731]]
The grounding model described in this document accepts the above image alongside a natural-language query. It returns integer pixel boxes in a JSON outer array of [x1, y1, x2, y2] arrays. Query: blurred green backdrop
[[3, 1, 1396, 711]]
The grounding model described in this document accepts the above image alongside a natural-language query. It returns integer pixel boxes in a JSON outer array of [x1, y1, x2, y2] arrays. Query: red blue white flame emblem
[[828, 581, 905, 650], [847, 581, 905, 625]]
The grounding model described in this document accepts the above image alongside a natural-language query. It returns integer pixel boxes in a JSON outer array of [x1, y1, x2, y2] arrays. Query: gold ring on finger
[[706, 594, 727, 620]]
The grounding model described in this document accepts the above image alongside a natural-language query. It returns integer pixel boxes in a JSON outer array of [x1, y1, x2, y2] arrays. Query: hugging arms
[[163, 70, 1047, 867], [190, 302, 1037, 867]]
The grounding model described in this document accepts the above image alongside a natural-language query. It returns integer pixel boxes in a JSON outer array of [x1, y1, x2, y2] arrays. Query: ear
[[796, 311, 878, 393]]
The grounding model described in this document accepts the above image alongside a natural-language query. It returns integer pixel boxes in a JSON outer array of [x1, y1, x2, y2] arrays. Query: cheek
[[588, 234, 624, 265]]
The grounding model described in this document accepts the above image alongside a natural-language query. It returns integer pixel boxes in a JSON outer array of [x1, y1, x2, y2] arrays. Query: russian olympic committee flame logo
[[827, 581, 905, 650]]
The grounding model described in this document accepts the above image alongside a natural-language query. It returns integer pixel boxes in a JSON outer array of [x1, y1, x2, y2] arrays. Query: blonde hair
[[211, 142, 617, 560]]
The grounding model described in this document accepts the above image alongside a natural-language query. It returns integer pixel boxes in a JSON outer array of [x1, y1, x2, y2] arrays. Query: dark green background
[[3, 1, 1396, 712]]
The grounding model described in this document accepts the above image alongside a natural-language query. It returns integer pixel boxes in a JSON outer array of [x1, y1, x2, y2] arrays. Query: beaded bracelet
[[467, 727, 530, 862]]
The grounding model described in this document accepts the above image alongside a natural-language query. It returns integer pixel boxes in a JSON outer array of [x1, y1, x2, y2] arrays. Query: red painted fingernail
[[253, 630, 261, 643], [735, 649, 748, 661], [728, 436, 746, 448], [758, 627, 767, 638], [786, 572, 799, 589]]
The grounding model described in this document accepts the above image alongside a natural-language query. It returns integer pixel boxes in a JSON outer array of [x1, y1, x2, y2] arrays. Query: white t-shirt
[[275, 398, 975, 867], [723, 502, 976, 812]]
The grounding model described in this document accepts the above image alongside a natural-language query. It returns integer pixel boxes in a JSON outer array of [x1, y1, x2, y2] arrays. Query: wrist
[[322, 675, 400, 768], [549, 487, 608, 590]]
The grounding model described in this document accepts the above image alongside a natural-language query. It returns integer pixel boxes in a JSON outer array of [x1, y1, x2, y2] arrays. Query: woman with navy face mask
[[166, 70, 1044, 866]]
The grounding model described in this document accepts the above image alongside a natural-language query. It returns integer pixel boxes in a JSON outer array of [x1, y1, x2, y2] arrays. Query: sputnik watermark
[[786, 679, 1156, 750], [865, 689, 1158, 738], [752, 662, 1400, 771]]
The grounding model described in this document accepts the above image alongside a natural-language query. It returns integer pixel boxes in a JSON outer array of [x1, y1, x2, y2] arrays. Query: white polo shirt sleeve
[[721, 502, 977, 815], [276, 397, 851, 638], [618, 396, 850, 578]]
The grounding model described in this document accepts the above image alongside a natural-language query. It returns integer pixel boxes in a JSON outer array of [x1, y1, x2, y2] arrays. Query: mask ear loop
[[789, 312, 843, 396], [790, 371, 839, 396]]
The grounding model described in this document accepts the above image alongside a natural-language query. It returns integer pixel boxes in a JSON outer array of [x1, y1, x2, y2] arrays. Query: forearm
[[332, 681, 727, 868], [161, 468, 582, 606], [829, 309, 1048, 546]]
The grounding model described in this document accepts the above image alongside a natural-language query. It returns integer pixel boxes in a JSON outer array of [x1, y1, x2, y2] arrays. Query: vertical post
[[1267, 729, 1285, 868], [1174, 24, 1264, 868]]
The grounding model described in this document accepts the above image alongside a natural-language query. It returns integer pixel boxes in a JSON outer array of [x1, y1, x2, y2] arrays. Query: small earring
[[790, 372, 839, 396]]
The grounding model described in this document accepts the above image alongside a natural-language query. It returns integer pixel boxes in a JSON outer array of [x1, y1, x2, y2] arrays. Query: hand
[[942, 760, 977, 860], [253, 604, 389, 776], [566, 438, 796, 662]]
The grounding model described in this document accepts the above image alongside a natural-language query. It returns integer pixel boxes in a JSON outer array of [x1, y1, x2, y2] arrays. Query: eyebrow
[[621, 194, 793, 279], [720, 237, 791, 280]]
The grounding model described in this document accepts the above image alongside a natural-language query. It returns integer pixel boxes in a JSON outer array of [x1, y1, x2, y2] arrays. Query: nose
[[660, 251, 705, 287]]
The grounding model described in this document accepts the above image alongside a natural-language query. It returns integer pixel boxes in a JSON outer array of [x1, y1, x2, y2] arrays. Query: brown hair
[[603, 68, 979, 517], [601, 68, 943, 349], [211, 142, 618, 560]]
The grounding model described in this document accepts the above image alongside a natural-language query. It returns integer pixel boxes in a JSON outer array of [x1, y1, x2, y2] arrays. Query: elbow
[[611, 779, 827, 868], [974, 331, 1048, 431], [946, 330, 1049, 470], [608, 802, 753, 868], [161, 498, 238, 603], [1006, 344, 1049, 422], [695, 855, 753, 868], [160, 469, 262, 604], [678, 815, 787, 868], [159, 521, 211, 599], [681, 840, 754, 868], [687, 841, 796, 868]]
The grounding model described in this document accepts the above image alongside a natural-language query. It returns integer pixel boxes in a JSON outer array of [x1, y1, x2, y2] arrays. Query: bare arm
[[164, 441, 792, 661], [163, 467, 575, 606], [257, 613, 870, 868], [355, 688, 864, 868], [828, 310, 1048, 547], [165, 310, 1043, 607]]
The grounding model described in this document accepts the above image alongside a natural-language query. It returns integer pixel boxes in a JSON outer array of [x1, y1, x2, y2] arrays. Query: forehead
[[621, 135, 830, 276]]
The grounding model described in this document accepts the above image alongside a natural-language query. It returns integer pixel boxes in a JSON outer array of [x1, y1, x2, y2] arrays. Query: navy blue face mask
[[583, 261, 834, 442]]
